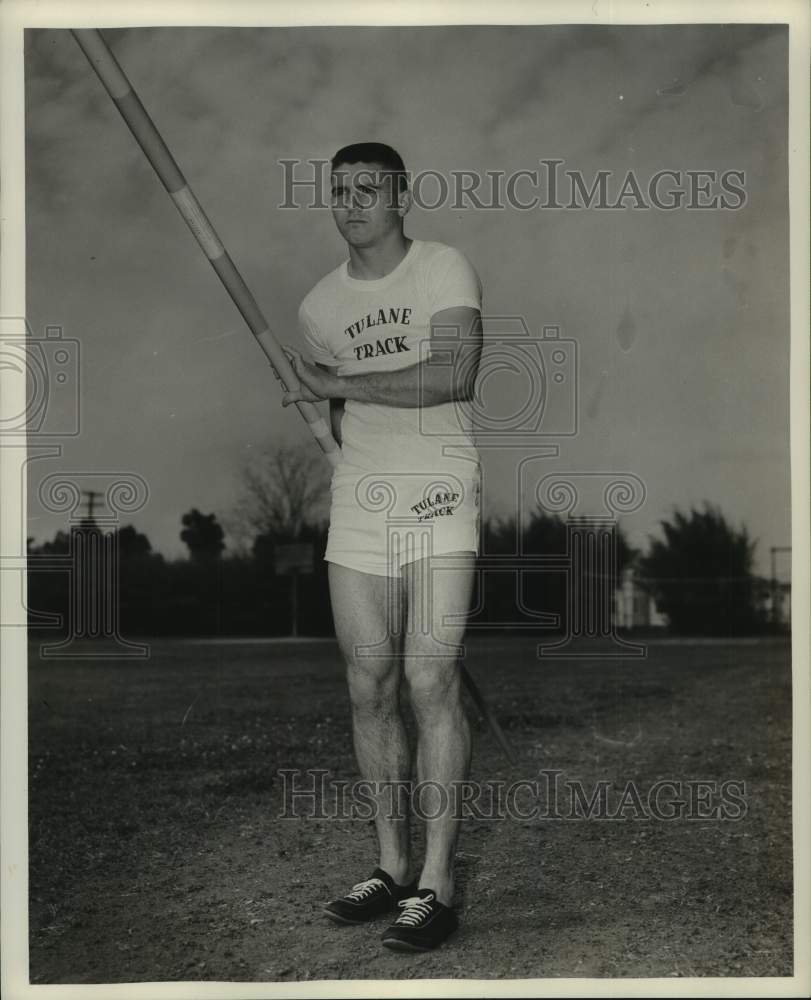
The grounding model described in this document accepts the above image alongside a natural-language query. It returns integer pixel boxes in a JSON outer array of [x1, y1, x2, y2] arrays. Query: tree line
[[26, 446, 783, 638]]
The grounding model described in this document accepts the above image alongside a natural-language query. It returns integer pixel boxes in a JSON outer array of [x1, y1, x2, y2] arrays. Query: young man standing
[[282, 142, 483, 952]]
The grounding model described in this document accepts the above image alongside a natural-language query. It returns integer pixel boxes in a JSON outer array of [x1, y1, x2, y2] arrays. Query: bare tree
[[232, 442, 331, 544]]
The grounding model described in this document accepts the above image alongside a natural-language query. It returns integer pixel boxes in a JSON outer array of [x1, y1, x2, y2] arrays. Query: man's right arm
[[316, 363, 344, 446]]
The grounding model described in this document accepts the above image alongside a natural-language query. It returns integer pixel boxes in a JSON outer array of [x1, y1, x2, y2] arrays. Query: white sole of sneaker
[[381, 937, 441, 953], [323, 906, 376, 926]]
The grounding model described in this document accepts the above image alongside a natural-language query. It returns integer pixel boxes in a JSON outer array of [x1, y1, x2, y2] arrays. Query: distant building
[[613, 566, 668, 629], [613, 568, 791, 632], [754, 576, 792, 626]]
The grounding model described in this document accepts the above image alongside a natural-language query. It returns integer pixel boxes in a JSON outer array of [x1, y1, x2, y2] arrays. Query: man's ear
[[397, 188, 412, 218]]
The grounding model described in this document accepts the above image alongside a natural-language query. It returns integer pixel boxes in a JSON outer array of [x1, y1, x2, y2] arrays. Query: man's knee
[[346, 652, 400, 715], [405, 656, 461, 719]]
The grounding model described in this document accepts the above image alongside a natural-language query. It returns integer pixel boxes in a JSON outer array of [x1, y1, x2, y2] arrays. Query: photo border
[[2, 1, 808, 998]]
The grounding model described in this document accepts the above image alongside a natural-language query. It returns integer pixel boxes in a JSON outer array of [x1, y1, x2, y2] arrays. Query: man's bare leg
[[402, 551, 476, 906], [328, 562, 411, 883]]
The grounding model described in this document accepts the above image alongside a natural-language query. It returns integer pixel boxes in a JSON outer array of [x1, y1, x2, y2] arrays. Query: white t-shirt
[[299, 239, 482, 474]]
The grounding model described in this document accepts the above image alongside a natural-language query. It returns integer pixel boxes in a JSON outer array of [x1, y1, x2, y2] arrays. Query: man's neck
[[347, 231, 412, 280]]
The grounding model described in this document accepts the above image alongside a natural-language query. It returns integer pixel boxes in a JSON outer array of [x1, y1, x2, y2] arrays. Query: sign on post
[[274, 543, 314, 637]]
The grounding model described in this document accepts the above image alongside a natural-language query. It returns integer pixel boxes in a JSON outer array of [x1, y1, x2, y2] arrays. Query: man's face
[[330, 161, 407, 248]]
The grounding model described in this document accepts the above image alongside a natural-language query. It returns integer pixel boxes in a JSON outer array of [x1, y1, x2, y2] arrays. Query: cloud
[[23, 24, 791, 567]]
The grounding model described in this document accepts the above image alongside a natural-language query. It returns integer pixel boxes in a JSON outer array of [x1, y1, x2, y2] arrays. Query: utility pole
[[770, 546, 791, 625], [81, 489, 102, 524]]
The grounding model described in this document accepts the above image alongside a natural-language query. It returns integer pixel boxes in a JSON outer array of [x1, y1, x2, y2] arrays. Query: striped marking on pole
[[169, 188, 226, 261], [71, 28, 341, 468]]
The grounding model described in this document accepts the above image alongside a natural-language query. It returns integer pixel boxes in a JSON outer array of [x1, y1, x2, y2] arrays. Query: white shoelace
[[395, 893, 435, 926], [345, 877, 387, 902]]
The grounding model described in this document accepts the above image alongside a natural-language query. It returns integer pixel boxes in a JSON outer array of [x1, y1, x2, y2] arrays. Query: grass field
[[28, 634, 793, 983]]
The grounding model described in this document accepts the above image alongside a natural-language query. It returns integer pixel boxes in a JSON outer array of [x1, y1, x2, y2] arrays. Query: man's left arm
[[282, 306, 483, 409]]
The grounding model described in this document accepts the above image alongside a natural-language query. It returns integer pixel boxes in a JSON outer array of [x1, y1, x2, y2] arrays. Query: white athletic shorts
[[325, 461, 482, 577]]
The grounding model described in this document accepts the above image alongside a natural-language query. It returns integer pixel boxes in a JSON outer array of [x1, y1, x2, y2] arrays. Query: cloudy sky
[[24, 23, 789, 574]]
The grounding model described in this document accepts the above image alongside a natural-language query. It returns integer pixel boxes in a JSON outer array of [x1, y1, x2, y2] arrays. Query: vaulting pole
[[72, 28, 515, 764], [71, 28, 341, 468]]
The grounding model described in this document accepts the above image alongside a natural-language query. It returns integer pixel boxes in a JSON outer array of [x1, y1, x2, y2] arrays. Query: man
[[282, 142, 483, 952]]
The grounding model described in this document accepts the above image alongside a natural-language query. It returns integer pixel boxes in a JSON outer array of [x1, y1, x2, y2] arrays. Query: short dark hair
[[331, 142, 408, 194]]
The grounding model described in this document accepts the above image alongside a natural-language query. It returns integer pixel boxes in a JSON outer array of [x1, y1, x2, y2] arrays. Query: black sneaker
[[380, 888, 458, 952], [323, 867, 415, 925]]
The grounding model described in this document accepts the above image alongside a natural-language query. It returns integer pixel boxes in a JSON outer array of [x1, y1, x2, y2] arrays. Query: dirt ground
[[27, 634, 793, 984]]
